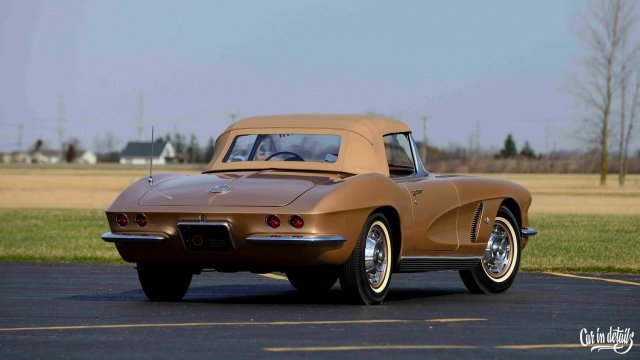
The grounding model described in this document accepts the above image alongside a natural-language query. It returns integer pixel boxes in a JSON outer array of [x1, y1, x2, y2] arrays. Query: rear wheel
[[459, 206, 521, 294], [137, 264, 193, 301], [285, 267, 339, 293], [339, 213, 393, 305]]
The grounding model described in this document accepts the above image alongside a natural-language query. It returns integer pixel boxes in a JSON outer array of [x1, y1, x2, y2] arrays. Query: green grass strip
[[0, 209, 638, 273], [0, 208, 123, 263], [522, 213, 640, 273]]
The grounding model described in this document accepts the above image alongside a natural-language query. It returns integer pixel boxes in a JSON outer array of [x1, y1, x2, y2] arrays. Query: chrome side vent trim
[[470, 202, 483, 242]]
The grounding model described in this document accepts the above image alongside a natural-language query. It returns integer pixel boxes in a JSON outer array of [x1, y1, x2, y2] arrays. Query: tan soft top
[[224, 114, 410, 144], [208, 114, 412, 175]]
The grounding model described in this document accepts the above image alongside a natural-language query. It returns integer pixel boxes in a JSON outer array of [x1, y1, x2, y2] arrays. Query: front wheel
[[339, 213, 393, 305], [137, 264, 193, 301], [459, 206, 521, 294]]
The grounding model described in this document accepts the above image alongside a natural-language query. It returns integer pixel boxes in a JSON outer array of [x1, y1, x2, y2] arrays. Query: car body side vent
[[470, 202, 483, 242]]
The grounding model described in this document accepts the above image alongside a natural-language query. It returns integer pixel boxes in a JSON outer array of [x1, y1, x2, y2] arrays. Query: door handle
[[411, 189, 423, 196]]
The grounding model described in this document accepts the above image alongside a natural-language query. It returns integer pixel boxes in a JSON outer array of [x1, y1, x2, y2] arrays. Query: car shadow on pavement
[[61, 284, 469, 305]]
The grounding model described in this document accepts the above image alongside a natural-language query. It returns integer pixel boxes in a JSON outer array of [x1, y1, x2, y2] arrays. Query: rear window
[[223, 134, 341, 163]]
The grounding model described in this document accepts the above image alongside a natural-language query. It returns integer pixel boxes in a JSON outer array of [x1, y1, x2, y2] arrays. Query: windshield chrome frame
[[408, 133, 428, 177]]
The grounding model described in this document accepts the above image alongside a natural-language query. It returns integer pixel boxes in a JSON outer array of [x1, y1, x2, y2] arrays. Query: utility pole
[[137, 92, 145, 140], [421, 116, 428, 164], [229, 113, 238, 124], [545, 124, 550, 155], [475, 119, 481, 152], [57, 95, 65, 162], [17, 123, 24, 152]]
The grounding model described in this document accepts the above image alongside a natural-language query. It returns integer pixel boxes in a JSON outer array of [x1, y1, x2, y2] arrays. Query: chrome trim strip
[[399, 256, 483, 261], [246, 234, 346, 245], [101, 232, 167, 243], [177, 221, 232, 228], [408, 133, 429, 176], [521, 227, 538, 237], [397, 256, 482, 272], [177, 221, 236, 251]]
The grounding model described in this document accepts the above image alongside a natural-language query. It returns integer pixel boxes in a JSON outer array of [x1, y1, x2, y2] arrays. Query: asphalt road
[[0, 263, 638, 359]]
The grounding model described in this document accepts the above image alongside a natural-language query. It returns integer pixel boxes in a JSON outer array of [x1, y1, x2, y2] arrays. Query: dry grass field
[[1, 167, 638, 214], [0, 166, 638, 272], [490, 173, 640, 215], [0, 166, 201, 209]]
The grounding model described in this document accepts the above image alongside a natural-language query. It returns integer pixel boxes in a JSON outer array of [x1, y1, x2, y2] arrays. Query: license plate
[[177, 223, 234, 252]]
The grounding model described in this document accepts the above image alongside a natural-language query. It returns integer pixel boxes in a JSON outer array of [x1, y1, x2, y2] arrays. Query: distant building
[[31, 150, 61, 164], [77, 150, 97, 164], [120, 140, 175, 165]]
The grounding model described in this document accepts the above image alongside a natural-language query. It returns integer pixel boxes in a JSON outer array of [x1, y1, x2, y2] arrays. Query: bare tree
[[620, 69, 640, 185], [617, 7, 640, 186], [93, 131, 120, 155], [103, 131, 119, 153], [572, 0, 632, 185]]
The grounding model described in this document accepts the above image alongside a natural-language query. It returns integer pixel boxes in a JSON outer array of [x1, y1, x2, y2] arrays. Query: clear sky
[[0, 0, 636, 155]]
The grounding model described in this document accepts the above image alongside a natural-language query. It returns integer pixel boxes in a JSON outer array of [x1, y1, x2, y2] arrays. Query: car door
[[402, 176, 460, 251], [384, 133, 460, 252]]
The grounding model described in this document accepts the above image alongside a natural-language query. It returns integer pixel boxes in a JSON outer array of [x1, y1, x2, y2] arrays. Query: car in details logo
[[580, 327, 634, 354]]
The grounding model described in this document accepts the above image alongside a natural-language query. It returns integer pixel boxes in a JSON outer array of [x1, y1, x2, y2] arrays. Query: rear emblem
[[208, 185, 231, 194]]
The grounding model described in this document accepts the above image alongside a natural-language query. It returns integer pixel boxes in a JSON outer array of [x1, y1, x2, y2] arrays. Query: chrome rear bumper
[[246, 234, 346, 245], [101, 232, 167, 243], [521, 228, 538, 238], [102, 232, 346, 246]]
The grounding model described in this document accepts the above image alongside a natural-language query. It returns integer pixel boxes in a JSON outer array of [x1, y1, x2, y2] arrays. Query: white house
[[119, 140, 175, 165], [31, 150, 61, 164], [77, 150, 98, 164]]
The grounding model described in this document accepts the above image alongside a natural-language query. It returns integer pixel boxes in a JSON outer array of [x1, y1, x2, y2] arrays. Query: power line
[[512, 118, 574, 123]]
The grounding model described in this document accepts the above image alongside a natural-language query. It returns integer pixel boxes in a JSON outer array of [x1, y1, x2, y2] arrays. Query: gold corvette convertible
[[102, 114, 537, 304]]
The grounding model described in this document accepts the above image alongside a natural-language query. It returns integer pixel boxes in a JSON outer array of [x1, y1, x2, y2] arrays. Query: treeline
[[93, 131, 217, 164], [162, 132, 215, 164], [420, 133, 640, 174], [91, 129, 639, 172]]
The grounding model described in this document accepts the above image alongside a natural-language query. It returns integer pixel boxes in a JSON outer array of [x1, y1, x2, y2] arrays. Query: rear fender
[[106, 173, 184, 212]]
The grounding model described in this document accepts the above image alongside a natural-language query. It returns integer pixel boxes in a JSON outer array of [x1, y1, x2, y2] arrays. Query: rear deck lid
[[139, 171, 334, 207]]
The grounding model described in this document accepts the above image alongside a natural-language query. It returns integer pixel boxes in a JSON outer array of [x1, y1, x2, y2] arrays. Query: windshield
[[384, 133, 416, 177], [223, 134, 341, 163]]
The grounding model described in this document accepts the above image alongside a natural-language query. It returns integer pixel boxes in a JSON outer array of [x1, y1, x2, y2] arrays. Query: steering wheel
[[264, 151, 305, 161]]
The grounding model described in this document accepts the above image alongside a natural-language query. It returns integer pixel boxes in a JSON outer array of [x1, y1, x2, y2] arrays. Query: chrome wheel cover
[[364, 223, 389, 289], [482, 220, 513, 279]]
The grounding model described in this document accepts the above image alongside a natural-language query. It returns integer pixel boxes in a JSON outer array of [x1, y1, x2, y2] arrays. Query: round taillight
[[116, 214, 128, 227], [289, 215, 304, 229], [266, 215, 280, 229], [135, 213, 147, 227]]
